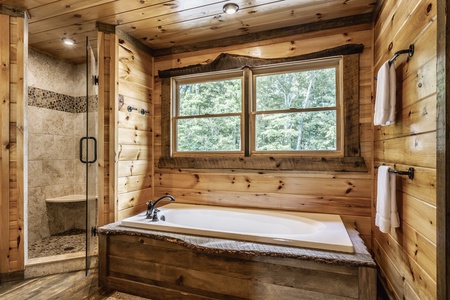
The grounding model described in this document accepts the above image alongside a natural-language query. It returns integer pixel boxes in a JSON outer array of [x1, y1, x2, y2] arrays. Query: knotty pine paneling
[[153, 25, 374, 250], [0, 12, 25, 277], [373, 0, 437, 298], [374, 0, 436, 67], [98, 31, 117, 226], [116, 37, 154, 220]]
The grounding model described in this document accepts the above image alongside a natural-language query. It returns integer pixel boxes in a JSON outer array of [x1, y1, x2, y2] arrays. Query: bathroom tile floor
[[28, 229, 96, 258], [0, 269, 151, 300]]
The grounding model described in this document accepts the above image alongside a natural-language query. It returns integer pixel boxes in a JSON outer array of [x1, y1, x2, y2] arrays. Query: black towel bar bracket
[[388, 44, 414, 66], [374, 44, 414, 80], [127, 105, 137, 112], [389, 167, 414, 180], [375, 166, 415, 180]]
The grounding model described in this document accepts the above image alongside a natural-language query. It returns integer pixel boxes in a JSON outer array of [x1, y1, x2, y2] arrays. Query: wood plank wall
[[0, 11, 25, 279], [98, 31, 118, 226], [116, 34, 154, 221], [373, 0, 437, 298], [153, 23, 374, 248]]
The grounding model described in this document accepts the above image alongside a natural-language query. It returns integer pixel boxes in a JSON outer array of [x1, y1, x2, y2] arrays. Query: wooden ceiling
[[0, 0, 376, 64]]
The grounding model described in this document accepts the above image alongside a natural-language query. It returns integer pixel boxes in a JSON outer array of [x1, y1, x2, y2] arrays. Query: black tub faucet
[[146, 195, 175, 221]]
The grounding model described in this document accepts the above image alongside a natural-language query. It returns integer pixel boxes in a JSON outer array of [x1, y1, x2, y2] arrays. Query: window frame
[[171, 58, 343, 157], [171, 69, 245, 156], [158, 48, 366, 172], [249, 58, 343, 157]]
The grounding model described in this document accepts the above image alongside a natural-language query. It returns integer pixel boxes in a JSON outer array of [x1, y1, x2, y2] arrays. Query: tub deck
[[98, 222, 376, 299]]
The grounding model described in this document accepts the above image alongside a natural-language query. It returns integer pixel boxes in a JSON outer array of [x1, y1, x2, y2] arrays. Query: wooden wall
[[373, 0, 437, 298], [0, 10, 26, 280], [153, 23, 374, 248], [116, 33, 154, 221], [98, 28, 154, 224], [98, 30, 118, 226]]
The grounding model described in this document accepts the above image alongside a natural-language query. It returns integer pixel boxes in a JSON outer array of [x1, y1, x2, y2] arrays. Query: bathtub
[[120, 203, 354, 253]]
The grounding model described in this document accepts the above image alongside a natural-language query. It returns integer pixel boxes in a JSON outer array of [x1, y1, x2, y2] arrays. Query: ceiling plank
[[152, 13, 373, 56], [0, 0, 376, 63], [126, 0, 374, 48], [27, 0, 115, 21]]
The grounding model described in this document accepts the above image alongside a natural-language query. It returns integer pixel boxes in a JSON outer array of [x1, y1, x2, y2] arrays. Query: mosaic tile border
[[28, 86, 98, 113]]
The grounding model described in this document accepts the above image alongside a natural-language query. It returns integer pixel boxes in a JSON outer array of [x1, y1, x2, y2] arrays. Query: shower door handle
[[79, 137, 97, 164]]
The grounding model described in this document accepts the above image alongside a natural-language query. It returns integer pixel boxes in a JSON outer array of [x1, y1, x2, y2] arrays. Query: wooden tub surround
[[98, 222, 376, 299]]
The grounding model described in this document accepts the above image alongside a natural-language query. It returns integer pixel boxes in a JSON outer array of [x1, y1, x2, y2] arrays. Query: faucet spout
[[146, 195, 175, 221]]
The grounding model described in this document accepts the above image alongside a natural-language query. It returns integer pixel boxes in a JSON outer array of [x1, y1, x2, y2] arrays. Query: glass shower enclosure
[[82, 36, 98, 273], [26, 35, 98, 276]]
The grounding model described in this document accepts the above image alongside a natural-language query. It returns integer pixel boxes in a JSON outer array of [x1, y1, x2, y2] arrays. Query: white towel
[[375, 166, 400, 233], [374, 61, 396, 126]]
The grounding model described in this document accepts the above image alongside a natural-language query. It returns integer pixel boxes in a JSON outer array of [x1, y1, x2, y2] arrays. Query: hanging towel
[[375, 166, 400, 233], [374, 61, 396, 126]]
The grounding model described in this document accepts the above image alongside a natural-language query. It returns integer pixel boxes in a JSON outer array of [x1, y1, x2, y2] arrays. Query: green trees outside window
[[254, 68, 337, 151], [176, 78, 242, 152], [172, 58, 341, 155]]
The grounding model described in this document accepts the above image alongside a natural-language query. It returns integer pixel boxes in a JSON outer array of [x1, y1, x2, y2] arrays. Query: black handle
[[79, 137, 97, 164]]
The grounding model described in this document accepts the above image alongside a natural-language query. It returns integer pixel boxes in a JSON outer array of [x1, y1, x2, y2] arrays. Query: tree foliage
[[255, 68, 336, 151], [175, 67, 337, 152], [177, 78, 241, 152]]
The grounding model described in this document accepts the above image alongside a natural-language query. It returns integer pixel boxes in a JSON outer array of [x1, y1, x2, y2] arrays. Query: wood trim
[[0, 5, 24, 17], [359, 267, 377, 300], [159, 156, 367, 172], [0, 270, 24, 283], [98, 234, 108, 287], [152, 13, 373, 57], [96, 22, 116, 35], [161, 77, 171, 161], [110, 34, 119, 223], [371, 0, 385, 23], [0, 13, 10, 274], [158, 44, 364, 78], [151, 56, 155, 201], [436, 0, 449, 298], [159, 51, 364, 171], [343, 54, 360, 157], [97, 30, 121, 225], [14, 15, 25, 272], [116, 29, 154, 57], [97, 21, 155, 59]]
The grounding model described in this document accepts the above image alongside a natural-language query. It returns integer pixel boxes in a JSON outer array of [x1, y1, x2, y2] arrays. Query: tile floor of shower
[[28, 229, 97, 258]]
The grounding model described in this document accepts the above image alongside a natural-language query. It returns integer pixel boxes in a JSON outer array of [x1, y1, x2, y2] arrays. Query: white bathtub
[[120, 203, 354, 253]]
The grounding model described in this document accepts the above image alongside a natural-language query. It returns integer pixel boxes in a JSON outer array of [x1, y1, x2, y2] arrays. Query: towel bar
[[375, 166, 415, 180], [374, 44, 414, 80], [388, 44, 414, 66]]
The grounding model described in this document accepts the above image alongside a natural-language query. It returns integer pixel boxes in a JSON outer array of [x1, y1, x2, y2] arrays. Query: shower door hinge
[[91, 226, 98, 237], [92, 75, 99, 86]]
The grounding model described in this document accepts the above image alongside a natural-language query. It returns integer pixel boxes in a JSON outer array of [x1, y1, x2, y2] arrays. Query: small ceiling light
[[223, 3, 239, 14], [62, 38, 76, 45]]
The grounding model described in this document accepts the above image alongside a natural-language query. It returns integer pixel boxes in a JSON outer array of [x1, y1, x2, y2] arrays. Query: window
[[171, 58, 342, 157], [252, 59, 341, 155], [159, 48, 366, 171], [172, 71, 244, 154]]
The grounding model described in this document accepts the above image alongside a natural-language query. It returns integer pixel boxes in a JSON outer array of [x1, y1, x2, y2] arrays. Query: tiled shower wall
[[27, 48, 97, 244]]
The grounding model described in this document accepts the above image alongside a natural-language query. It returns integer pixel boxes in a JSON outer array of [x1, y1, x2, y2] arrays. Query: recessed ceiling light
[[223, 3, 239, 14], [62, 38, 76, 45]]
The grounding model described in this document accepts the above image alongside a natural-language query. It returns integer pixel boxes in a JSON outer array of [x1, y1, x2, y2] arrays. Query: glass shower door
[[81, 36, 98, 274]]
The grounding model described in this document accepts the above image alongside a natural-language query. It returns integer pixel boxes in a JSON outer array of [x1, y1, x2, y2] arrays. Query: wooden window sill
[[158, 156, 367, 172]]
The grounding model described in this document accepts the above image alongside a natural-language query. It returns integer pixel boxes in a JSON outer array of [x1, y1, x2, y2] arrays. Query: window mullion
[[243, 67, 252, 157]]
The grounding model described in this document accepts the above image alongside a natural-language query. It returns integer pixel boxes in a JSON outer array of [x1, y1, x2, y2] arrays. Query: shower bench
[[45, 194, 97, 203]]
